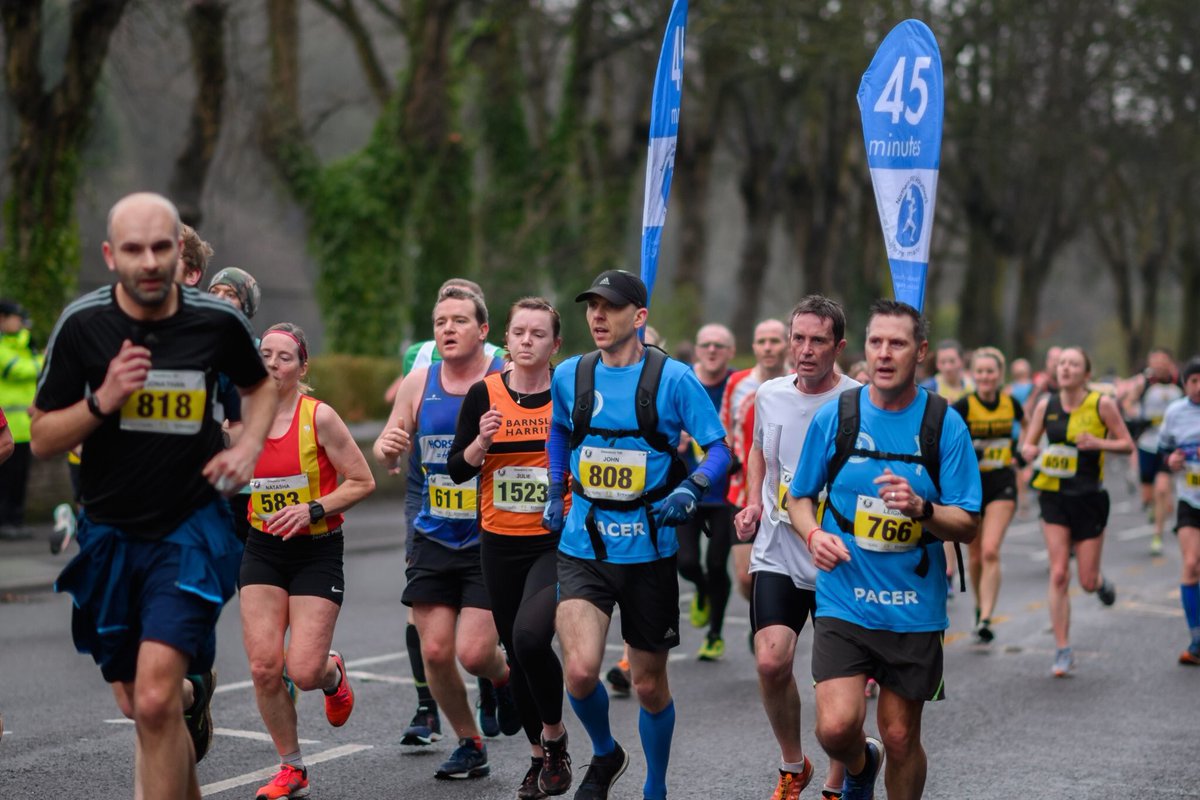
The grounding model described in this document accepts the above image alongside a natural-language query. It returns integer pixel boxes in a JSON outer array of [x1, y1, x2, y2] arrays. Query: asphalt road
[[1, 480, 1197, 799]]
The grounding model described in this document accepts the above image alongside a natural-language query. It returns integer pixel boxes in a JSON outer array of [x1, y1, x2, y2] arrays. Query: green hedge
[[306, 354, 401, 422]]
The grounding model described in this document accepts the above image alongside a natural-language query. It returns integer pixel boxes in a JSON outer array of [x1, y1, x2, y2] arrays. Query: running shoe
[[769, 757, 813, 800], [495, 679, 523, 736], [435, 737, 490, 779], [820, 788, 844, 800], [840, 737, 882, 800], [476, 678, 500, 737], [863, 678, 878, 699], [605, 660, 632, 698], [401, 704, 442, 745], [1096, 578, 1117, 607], [1150, 534, 1164, 557], [50, 502, 75, 555], [519, 758, 548, 799], [323, 650, 354, 727], [973, 620, 995, 644], [573, 741, 629, 800], [539, 731, 573, 795], [1052, 647, 1075, 677], [697, 633, 725, 661], [255, 763, 308, 799], [1179, 641, 1200, 666], [690, 593, 710, 628], [184, 669, 216, 763]]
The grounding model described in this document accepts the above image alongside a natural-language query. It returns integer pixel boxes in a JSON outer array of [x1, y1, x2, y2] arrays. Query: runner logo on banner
[[857, 19, 944, 312], [640, 0, 688, 313]]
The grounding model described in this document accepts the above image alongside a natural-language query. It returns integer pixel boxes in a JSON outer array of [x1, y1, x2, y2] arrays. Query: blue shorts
[[1138, 448, 1168, 484], [56, 500, 241, 683]]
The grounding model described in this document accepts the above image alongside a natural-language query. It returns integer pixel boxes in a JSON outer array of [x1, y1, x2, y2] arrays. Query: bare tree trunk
[[671, 114, 716, 338], [168, 0, 228, 228], [958, 219, 1006, 348], [730, 144, 778, 347], [1, 0, 131, 340]]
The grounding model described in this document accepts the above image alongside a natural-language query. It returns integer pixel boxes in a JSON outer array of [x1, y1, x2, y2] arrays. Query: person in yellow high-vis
[[0, 300, 43, 538]]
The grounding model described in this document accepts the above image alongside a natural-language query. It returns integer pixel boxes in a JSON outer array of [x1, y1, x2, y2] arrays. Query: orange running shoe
[[769, 757, 813, 800], [256, 763, 308, 799], [324, 650, 354, 727]]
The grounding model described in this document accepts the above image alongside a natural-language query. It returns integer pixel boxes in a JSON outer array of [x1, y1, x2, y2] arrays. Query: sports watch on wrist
[[916, 498, 935, 521], [86, 393, 107, 418], [308, 501, 326, 524], [688, 473, 711, 493]]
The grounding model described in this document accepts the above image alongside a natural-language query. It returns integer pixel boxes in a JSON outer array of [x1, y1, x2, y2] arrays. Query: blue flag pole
[[857, 19, 944, 312], [640, 0, 688, 314]]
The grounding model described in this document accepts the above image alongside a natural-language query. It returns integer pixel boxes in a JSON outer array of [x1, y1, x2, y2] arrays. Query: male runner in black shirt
[[31, 192, 275, 799]]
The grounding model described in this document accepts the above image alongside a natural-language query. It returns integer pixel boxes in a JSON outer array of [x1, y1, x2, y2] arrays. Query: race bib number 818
[[120, 370, 206, 435]]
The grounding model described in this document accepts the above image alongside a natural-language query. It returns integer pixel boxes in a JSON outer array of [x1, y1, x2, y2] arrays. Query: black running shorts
[[980, 469, 1017, 508], [401, 533, 491, 610], [556, 552, 680, 652], [812, 616, 945, 702], [1174, 500, 1200, 534], [1037, 490, 1110, 542], [749, 571, 816, 634], [239, 528, 346, 605]]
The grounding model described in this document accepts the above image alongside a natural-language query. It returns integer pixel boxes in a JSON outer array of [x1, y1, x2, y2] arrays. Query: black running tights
[[675, 504, 735, 637], [480, 530, 563, 745]]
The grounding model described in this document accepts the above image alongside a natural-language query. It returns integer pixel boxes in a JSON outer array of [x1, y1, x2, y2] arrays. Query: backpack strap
[[570, 351, 602, 450], [568, 345, 685, 561]]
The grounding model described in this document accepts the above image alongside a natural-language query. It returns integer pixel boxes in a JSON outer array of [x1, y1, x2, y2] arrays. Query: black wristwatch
[[688, 472, 711, 493], [86, 393, 107, 419], [308, 501, 326, 524], [916, 498, 935, 521]]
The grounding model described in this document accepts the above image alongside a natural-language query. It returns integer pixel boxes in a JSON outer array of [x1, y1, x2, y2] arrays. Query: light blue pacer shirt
[[552, 352, 725, 564], [790, 386, 981, 632]]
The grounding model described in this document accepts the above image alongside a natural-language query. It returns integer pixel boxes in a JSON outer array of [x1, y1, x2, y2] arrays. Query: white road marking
[[200, 743, 373, 796], [1119, 601, 1183, 618], [1115, 524, 1155, 542], [104, 720, 318, 744], [346, 670, 413, 685], [213, 652, 408, 695]]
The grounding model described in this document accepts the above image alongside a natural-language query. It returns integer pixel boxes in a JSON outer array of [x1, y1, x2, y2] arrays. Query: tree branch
[[169, 0, 229, 227], [308, 0, 393, 106]]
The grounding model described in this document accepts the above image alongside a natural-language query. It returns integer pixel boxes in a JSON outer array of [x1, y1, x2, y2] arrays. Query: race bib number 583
[[120, 370, 206, 435]]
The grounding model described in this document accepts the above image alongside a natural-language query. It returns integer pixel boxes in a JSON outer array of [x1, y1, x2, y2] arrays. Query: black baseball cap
[[574, 270, 648, 308], [0, 300, 27, 319]]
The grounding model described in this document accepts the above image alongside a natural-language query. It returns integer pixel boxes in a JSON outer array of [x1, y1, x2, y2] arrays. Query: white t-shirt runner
[[751, 373, 861, 588], [1158, 396, 1200, 509], [1139, 382, 1183, 452]]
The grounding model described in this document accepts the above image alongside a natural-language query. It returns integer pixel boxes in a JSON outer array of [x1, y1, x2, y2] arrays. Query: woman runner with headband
[[239, 322, 376, 800], [447, 298, 574, 799]]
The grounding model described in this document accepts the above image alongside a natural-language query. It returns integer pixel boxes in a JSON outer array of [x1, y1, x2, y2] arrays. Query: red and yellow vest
[[250, 395, 342, 535], [478, 373, 569, 535]]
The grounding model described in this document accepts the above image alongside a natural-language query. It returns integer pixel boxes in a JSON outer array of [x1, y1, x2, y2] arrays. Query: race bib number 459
[[853, 495, 920, 553], [1040, 444, 1078, 479], [120, 370, 206, 434], [579, 447, 647, 501]]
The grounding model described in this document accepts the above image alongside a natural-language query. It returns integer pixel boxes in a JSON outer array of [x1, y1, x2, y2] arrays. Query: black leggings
[[480, 530, 563, 745], [675, 503, 735, 637]]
